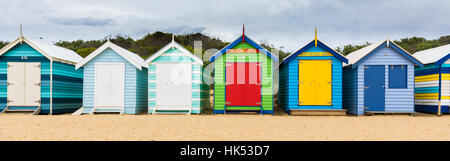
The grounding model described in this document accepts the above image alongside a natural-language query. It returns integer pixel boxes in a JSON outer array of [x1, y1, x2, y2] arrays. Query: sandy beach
[[0, 110, 449, 141]]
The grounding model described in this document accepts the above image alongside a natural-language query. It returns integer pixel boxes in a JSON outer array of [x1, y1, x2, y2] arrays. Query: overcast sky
[[0, 0, 449, 52]]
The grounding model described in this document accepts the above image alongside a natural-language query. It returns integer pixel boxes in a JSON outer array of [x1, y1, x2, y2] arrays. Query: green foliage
[[336, 35, 450, 55], [54, 32, 449, 64], [336, 42, 371, 56], [75, 47, 96, 58], [260, 42, 291, 61], [394, 35, 450, 53], [0, 41, 9, 49], [54, 32, 230, 63]]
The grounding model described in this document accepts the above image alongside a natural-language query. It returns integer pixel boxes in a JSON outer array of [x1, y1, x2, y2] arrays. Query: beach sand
[[0, 110, 449, 141]]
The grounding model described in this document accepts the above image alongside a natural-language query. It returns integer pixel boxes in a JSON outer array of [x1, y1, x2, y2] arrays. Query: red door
[[226, 62, 261, 106]]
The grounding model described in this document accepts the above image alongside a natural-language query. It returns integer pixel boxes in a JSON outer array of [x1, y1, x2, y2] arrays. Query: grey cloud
[[46, 17, 115, 27], [162, 25, 207, 34], [0, 0, 449, 52]]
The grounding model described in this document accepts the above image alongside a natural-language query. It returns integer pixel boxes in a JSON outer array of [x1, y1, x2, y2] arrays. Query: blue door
[[364, 65, 385, 111]]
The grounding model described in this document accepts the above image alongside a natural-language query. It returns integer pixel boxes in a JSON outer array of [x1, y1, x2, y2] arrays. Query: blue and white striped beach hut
[[76, 40, 147, 114]]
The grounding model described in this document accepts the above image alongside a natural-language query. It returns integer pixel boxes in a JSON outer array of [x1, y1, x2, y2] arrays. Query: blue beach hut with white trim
[[145, 36, 209, 114], [343, 39, 423, 115], [75, 40, 147, 114], [279, 30, 348, 115], [0, 29, 83, 114], [413, 44, 450, 115]]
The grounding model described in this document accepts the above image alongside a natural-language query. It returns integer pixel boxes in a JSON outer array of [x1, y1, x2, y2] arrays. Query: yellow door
[[298, 60, 332, 105]]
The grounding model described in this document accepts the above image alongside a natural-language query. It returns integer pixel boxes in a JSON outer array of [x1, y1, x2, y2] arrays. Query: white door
[[94, 63, 124, 109], [24, 63, 41, 106], [7, 62, 25, 106], [7, 62, 41, 106], [156, 63, 192, 110]]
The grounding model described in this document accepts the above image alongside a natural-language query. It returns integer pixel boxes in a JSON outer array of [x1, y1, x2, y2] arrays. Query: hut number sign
[[298, 52, 333, 57], [179, 145, 270, 159]]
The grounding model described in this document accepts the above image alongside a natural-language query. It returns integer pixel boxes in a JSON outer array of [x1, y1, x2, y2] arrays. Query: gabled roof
[[345, 39, 424, 68], [209, 34, 279, 62], [413, 44, 450, 65], [281, 39, 348, 65], [145, 39, 203, 65], [0, 36, 82, 64], [76, 41, 146, 70]]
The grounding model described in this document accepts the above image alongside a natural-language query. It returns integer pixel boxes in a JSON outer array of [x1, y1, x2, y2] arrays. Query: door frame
[[7, 62, 41, 107], [224, 62, 262, 108], [94, 62, 125, 110], [154, 62, 193, 111], [297, 59, 333, 106]]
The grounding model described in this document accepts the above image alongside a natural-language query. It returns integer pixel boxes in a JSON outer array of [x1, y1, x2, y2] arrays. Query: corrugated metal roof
[[109, 41, 145, 64], [344, 40, 385, 66], [413, 44, 450, 65], [27, 38, 83, 63], [0, 36, 82, 64], [76, 41, 146, 70]]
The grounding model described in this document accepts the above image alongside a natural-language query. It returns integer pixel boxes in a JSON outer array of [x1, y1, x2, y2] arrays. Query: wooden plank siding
[[50, 61, 83, 114], [342, 66, 358, 115], [414, 60, 450, 113]]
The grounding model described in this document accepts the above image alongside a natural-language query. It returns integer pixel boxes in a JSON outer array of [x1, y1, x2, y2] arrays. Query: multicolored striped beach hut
[[413, 44, 450, 115], [209, 28, 278, 115], [0, 30, 83, 114]]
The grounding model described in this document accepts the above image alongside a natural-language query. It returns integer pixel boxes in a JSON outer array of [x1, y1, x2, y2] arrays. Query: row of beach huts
[[0, 27, 448, 116]]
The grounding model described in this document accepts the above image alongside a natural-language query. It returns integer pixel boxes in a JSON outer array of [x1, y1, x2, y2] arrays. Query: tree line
[[0, 32, 448, 62]]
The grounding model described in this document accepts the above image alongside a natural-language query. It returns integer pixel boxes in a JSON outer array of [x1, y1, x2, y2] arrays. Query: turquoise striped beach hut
[[145, 37, 209, 114], [76, 40, 147, 114], [0, 34, 83, 114]]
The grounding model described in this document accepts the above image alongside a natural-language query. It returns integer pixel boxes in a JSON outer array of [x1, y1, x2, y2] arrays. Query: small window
[[388, 65, 407, 88]]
